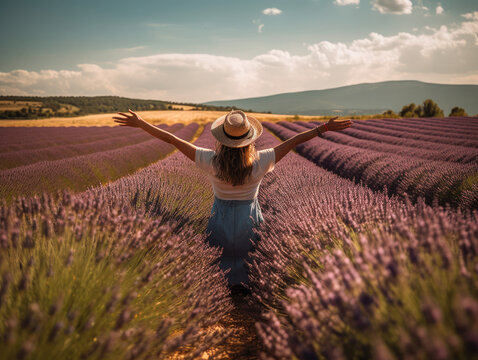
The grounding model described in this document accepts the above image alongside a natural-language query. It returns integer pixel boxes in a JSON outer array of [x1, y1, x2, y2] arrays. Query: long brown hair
[[212, 141, 257, 186]]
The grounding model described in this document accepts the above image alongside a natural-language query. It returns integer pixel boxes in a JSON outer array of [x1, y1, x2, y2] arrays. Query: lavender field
[[0, 123, 199, 203], [0, 118, 477, 359], [265, 117, 478, 210]]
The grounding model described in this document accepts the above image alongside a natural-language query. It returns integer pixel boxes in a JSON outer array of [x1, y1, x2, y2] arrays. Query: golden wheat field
[[0, 100, 81, 115], [0, 110, 330, 127]]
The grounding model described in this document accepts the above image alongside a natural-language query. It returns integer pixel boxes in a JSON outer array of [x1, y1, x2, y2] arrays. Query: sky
[[0, 0, 477, 103]]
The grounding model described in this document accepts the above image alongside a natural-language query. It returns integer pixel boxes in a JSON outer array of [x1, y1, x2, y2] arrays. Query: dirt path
[[201, 291, 265, 359], [168, 290, 265, 360]]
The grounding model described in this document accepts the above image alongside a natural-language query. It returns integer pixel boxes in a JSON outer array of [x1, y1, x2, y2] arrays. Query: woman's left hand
[[113, 109, 145, 128]]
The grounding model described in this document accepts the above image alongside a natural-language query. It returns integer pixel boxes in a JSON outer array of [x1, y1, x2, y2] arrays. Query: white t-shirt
[[195, 147, 275, 200]]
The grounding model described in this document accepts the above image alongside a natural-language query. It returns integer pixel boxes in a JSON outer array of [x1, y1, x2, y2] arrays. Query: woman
[[113, 109, 352, 291]]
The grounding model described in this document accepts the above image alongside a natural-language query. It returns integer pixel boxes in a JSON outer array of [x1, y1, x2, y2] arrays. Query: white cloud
[[457, 12, 478, 45], [258, 24, 264, 33], [371, 0, 413, 15], [334, 0, 360, 5], [462, 12, 478, 20], [262, 8, 282, 15], [1, 15, 477, 102], [436, 4, 444, 15]]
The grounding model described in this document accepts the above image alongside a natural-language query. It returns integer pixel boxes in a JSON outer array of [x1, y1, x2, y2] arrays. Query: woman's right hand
[[113, 109, 145, 128], [323, 116, 353, 132]]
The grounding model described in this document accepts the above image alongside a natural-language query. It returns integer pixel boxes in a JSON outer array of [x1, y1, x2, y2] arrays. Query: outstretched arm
[[273, 117, 352, 164], [113, 109, 197, 162]]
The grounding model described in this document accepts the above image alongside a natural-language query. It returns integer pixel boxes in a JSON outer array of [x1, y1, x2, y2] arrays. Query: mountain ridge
[[203, 80, 478, 116]]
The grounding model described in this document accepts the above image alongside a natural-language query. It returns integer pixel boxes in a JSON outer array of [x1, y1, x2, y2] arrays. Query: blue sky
[[1, 0, 477, 102]]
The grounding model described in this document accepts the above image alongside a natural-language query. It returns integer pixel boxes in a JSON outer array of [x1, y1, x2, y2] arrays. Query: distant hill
[[203, 80, 478, 116]]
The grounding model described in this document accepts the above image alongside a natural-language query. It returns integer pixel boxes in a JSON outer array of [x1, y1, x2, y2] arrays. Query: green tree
[[382, 109, 398, 118], [399, 103, 420, 118], [449, 106, 467, 117], [420, 99, 444, 117]]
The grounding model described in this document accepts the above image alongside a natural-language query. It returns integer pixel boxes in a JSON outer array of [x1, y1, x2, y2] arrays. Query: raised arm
[[113, 109, 197, 162], [273, 117, 352, 164]]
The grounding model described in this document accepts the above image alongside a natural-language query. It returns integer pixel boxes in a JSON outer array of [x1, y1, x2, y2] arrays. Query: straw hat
[[211, 110, 263, 148]]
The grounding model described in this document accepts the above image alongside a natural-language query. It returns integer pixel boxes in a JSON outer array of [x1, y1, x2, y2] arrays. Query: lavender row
[[328, 120, 478, 148], [382, 116, 478, 130], [0, 123, 158, 143], [0, 125, 169, 153], [441, 116, 478, 122], [0, 187, 233, 359], [265, 122, 478, 210], [245, 129, 478, 359], [293, 121, 478, 164], [0, 126, 110, 144], [0, 126, 138, 148], [297, 120, 478, 161], [0, 124, 183, 170], [360, 119, 478, 142], [0, 123, 199, 203], [336, 121, 478, 148], [377, 117, 478, 134]]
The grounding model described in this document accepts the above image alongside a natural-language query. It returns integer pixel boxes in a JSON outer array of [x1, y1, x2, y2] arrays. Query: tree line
[[383, 99, 468, 118], [0, 96, 250, 120]]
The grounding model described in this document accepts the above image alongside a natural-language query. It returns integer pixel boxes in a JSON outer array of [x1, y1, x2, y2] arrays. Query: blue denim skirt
[[205, 196, 264, 286]]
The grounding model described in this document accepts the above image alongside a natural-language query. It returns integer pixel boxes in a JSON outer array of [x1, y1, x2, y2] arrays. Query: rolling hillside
[[203, 80, 478, 116]]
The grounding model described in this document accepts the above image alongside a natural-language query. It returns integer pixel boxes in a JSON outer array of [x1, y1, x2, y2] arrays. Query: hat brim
[[210, 114, 263, 148]]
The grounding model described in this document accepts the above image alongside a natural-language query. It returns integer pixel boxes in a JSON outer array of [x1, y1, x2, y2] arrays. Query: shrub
[[449, 106, 468, 117], [382, 109, 398, 118]]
